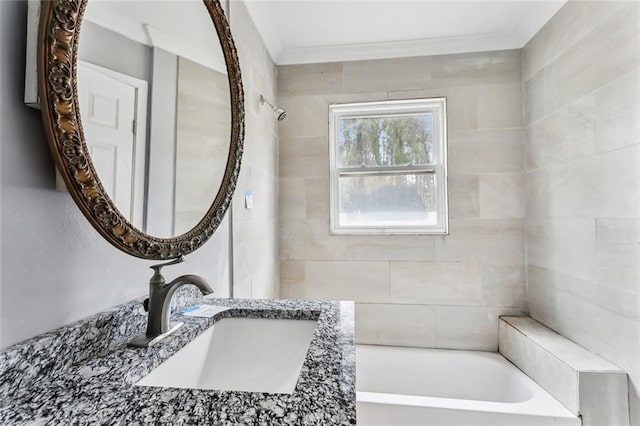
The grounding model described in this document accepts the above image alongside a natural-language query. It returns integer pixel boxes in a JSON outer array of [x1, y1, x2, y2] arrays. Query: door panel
[[77, 63, 138, 222]]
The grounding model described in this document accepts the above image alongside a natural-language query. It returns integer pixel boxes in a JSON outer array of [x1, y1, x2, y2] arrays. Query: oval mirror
[[38, 0, 244, 259]]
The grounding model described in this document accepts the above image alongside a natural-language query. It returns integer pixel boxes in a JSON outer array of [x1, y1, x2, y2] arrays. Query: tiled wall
[[229, 1, 280, 299], [523, 2, 639, 424], [277, 51, 527, 350]]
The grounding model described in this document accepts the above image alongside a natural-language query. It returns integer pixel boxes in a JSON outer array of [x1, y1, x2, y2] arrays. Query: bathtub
[[356, 345, 581, 426]]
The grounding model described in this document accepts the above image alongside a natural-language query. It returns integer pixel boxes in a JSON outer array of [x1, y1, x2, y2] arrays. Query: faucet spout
[[149, 274, 214, 336], [128, 257, 214, 348]]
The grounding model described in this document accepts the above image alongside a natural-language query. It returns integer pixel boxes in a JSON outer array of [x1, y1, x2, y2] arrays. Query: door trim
[[77, 60, 148, 230]]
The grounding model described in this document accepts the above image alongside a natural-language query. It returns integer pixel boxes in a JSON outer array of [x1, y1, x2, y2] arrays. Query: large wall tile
[[291, 261, 390, 303], [343, 235, 435, 262], [544, 3, 639, 114], [595, 72, 640, 153], [527, 266, 595, 311], [590, 2, 640, 92], [544, 45, 595, 115], [527, 218, 596, 282], [304, 177, 329, 220], [279, 137, 329, 179], [280, 219, 347, 261], [447, 174, 479, 219], [524, 94, 596, 171], [596, 218, 640, 294], [481, 264, 527, 307], [446, 86, 479, 130], [527, 147, 640, 220], [277, 95, 329, 139], [593, 283, 640, 322], [342, 56, 431, 93], [434, 219, 525, 266], [280, 260, 305, 299], [233, 278, 252, 299], [448, 129, 523, 174], [595, 146, 640, 218], [389, 262, 483, 305], [479, 173, 525, 219], [522, 1, 625, 81], [279, 135, 329, 159], [477, 83, 522, 129], [278, 62, 343, 96], [431, 50, 521, 87], [279, 178, 305, 220], [523, 70, 546, 125], [356, 303, 436, 347], [249, 241, 280, 299], [434, 306, 527, 351]]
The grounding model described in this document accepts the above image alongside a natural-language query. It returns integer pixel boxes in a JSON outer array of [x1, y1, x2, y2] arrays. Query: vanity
[[0, 292, 356, 424]]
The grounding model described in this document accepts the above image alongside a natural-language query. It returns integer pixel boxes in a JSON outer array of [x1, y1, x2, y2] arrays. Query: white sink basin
[[135, 317, 317, 394]]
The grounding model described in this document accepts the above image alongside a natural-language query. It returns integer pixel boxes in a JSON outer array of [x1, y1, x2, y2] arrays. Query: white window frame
[[328, 98, 448, 235]]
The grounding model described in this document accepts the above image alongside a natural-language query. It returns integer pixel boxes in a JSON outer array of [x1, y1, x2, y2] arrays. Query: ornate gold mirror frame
[[37, 0, 244, 260]]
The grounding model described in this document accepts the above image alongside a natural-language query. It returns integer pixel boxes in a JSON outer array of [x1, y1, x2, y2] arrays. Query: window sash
[[336, 165, 438, 177], [329, 98, 448, 235], [333, 171, 445, 235]]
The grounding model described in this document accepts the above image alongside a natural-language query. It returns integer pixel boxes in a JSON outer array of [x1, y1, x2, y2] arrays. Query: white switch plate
[[244, 190, 254, 209]]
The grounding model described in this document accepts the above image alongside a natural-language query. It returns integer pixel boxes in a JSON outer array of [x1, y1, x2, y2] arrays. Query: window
[[329, 98, 448, 235]]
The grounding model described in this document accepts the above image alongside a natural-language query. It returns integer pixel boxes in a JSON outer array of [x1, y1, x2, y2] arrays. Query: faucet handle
[[150, 255, 185, 272], [149, 255, 185, 284]]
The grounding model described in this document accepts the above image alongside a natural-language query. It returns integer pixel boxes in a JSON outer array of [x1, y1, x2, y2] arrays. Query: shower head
[[273, 107, 287, 121], [260, 94, 287, 121]]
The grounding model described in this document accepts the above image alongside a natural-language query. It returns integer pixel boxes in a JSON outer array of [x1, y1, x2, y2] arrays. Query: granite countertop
[[0, 291, 356, 425]]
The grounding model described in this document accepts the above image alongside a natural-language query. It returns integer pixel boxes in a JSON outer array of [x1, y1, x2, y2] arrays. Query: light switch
[[244, 190, 254, 209]]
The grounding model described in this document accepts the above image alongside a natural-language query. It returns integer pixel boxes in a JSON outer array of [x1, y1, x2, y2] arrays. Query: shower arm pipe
[[260, 94, 287, 121]]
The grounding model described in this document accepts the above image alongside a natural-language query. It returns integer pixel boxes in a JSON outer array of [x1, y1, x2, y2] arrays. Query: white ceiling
[[240, 0, 567, 64]]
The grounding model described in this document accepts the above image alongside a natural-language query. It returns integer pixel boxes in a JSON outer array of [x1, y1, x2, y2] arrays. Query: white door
[[77, 62, 144, 227]]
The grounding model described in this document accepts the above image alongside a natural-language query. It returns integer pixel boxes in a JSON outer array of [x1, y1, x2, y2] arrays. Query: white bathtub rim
[[355, 345, 580, 421], [357, 345, 535, 402], [356, 390, 579, 419]]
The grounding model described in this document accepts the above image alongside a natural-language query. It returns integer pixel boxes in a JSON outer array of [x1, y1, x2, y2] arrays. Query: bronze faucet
[[128, 256, 213, 348]]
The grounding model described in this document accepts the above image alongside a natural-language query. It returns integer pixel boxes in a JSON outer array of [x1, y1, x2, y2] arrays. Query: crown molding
[[276, 32, 521, 65]]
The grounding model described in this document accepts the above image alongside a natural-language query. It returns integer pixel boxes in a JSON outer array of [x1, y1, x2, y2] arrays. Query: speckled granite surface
[[0, 290, 355, 425]]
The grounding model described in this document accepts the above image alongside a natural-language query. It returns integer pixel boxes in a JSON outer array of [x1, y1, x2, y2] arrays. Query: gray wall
[[523, 2, 639, 423], [277, 50, 527, 350], [78, 21, 152, 82], [0, 1, 235, 349]]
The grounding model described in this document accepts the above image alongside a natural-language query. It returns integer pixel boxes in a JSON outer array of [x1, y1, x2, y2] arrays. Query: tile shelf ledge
[[499, 315, 630, 426]]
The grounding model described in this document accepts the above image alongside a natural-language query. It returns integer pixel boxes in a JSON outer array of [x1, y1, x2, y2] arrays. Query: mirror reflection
[[77, 0, 231, 238]]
